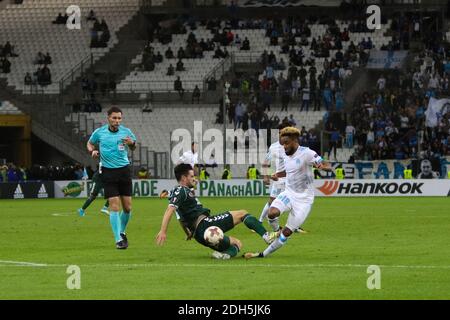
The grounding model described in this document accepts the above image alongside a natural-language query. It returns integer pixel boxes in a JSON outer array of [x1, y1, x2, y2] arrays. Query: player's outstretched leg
[[78, 194, 97, 216], [212, 237, 242, 260], [230, 210, 280, 244], [261, 227, 291, 257], [244, 227, 291, 259], [244, 201, 311, 258]]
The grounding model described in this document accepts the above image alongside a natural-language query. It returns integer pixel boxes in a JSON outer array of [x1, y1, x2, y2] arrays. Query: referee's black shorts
[[101, 165, 132, 199]]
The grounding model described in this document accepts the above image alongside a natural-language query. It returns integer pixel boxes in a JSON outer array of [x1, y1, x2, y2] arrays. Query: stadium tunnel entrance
[[0, 115, 31, 168]]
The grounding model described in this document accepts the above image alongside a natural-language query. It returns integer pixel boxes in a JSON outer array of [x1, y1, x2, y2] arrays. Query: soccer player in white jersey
[[159, 142, 200, 199], [260, 124, 307, 234], [178, 142, 199, 170], [245, 127, 332, 259]]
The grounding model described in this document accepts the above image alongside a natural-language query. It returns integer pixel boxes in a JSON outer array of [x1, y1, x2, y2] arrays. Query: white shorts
[[270, 190, 314, 231], [269, 180, 285, 198]]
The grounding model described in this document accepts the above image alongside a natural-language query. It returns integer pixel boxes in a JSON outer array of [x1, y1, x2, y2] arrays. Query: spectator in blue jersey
[[323, 85, 333, 110], [7, 164, 19, 182], [328, 128, 340, 161]]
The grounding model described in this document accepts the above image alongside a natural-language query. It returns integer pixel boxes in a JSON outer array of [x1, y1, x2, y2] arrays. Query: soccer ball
[[203, 226, 224, 246]]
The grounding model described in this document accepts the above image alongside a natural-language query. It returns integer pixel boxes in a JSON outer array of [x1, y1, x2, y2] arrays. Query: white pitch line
[[1, 262, 450, 270], [50, 212, 74, 216], [0, 260, 48, 267]]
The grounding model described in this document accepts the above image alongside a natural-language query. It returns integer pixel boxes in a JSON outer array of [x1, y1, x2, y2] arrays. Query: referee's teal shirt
[[89, 125, 137, 169]]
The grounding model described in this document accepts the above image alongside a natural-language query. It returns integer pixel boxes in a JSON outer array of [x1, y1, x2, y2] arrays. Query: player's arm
[[261, 160, 271, 185], [271, 170, 286, 181], [159, 189, 169, 199], [155, 205, 176, 246], [261, 149, 272, 184], [311, 151, 333, 172], [271, 152, 285, 181], [315, 161, 333, 171]]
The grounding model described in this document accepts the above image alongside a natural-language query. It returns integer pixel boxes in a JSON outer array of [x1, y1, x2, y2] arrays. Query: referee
[[87, 106, 137, 249]]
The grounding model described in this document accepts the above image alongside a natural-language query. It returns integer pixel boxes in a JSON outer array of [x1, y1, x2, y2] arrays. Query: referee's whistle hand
[[122, 136, 134, 145]]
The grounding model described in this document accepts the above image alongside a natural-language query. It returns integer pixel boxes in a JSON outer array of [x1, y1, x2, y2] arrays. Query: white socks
[[262, 233, 288, 257]]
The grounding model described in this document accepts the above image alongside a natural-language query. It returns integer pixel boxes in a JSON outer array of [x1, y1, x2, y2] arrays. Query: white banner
[[54, 179, 450, 198], [366, 50, 408, 69], [425, 97, 450, 128]]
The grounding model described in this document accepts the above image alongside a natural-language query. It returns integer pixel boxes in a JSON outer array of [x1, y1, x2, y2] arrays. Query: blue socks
[[110, 210, 132, 243], [119, 211, 131, 234], [109, 211, 121, 242]]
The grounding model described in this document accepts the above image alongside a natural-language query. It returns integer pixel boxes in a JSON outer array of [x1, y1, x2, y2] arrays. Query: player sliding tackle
[[156, 164, 280, 260], [245, 127, 333, 259]]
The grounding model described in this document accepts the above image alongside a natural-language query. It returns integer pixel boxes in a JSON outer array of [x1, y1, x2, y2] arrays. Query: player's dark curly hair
[[174, 163, 194, 181]]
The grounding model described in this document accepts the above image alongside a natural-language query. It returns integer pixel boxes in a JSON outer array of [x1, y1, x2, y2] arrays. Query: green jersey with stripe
[[168, 185, 210, 233]]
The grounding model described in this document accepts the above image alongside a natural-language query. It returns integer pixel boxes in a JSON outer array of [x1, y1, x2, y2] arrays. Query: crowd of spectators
[[0, 163, 88, 182], [71, 72, 118, 112], [214, 97, 320, 151], [337, 11, 449, 163], [52, 12, 69, 25], [208, 12, 449, 164], [0, 41, 19, 74], [210, 15, 380, 120], [90, 16, 110, 48], [0, 163, 153, 181], [55, 9, 109, 48], [23, 51, 53, 87], [141, 42, 163, 72], [341, 48, 449, 163]]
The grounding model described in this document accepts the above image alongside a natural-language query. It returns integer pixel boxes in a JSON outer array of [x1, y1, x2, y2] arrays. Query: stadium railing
[[59, 52, 105, 94]]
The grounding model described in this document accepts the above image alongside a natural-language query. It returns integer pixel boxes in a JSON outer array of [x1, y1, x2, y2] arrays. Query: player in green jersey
[[78, 169, 110, 217], [155, 164, 280, 259]]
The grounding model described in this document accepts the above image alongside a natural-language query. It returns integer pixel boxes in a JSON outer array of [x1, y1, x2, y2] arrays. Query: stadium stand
[[0, 0, 140, 94], [2, 2, 447, 179], [66, 104, 357, 177], [116, 18, 393, 94], [117, 26, 228, 93]]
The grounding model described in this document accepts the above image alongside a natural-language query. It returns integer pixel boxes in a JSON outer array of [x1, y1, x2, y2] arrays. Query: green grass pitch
[[1, 197, 449, 299]]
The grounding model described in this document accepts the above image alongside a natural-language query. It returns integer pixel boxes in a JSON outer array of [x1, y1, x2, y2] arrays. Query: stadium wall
[[46, 179, 450, 199]]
